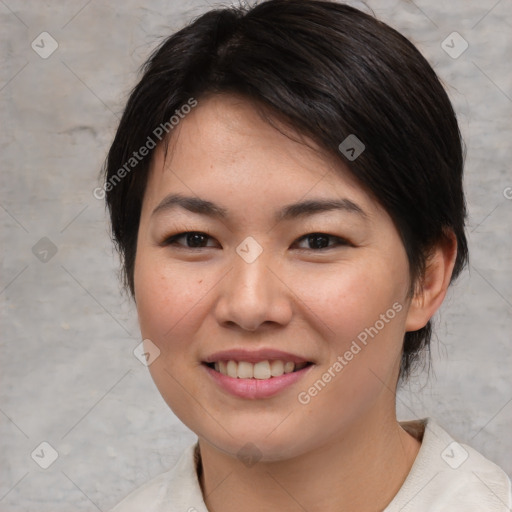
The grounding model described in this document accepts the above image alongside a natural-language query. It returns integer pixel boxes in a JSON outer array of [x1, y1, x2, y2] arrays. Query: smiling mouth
[[204, 360, 313, 379]]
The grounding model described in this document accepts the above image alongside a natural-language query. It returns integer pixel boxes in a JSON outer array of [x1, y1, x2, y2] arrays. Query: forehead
[[141, 93, 374, 218]]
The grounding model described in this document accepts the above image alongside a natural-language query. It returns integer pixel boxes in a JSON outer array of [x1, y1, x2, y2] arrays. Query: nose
[[213, 249, 293, 332]]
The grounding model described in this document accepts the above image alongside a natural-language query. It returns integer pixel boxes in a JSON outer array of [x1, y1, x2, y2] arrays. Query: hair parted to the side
[[103, 0, 468, 383]]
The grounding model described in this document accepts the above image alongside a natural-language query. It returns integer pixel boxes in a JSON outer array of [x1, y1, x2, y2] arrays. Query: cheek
[[289, 264, 408, 440], [134, 252, 206, 343], [133, 254, 212, 425], [290, 259, 408, 347]]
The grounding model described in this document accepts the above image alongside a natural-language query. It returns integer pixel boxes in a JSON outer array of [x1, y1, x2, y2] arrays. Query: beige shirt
[[110, 418, 511, 511]]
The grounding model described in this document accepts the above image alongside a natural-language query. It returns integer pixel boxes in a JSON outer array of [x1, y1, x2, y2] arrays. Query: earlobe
[[405, 231, 458, 332]]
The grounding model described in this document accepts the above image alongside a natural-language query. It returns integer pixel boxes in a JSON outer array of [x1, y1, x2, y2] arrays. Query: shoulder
[[108, 443, 207, 512], [108, 468, 175, 512], [387, 418, 511, 512]]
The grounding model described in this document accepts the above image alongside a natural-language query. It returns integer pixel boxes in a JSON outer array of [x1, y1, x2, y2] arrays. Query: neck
[[198, 406, 421, 512]]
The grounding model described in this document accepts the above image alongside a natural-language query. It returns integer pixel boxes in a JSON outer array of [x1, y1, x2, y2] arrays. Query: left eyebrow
[[151, 193, 367, 221], [275, 198, 367, 222]]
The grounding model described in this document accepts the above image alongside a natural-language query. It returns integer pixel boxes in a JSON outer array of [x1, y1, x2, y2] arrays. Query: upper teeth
[[213, 360, 307, 379]]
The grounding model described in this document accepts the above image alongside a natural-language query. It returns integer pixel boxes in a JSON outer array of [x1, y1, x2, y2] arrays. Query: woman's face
[[134, 93, 415, 461]]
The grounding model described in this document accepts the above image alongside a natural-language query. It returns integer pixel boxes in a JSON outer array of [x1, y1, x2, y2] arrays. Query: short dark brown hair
[[103, 0, 468, 382]]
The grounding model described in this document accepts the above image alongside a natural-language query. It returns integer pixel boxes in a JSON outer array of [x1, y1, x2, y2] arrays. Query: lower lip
[[203, 364, 313, 399]]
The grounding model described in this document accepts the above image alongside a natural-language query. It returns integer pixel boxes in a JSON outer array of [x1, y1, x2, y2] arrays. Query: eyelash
[[162, 231, 351, 251]]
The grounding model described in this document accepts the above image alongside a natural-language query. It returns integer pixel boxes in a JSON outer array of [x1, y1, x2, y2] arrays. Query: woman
[[104, 1, 511, 510]]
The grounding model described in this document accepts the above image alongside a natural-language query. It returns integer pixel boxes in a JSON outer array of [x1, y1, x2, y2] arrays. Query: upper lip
[[203, 348, 312, 364]]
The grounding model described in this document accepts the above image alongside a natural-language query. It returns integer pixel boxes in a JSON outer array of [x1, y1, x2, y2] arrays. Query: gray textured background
[[1, 1, 511, 510]]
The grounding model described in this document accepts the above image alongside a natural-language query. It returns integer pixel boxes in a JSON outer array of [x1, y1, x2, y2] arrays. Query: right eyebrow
[[151, 194, 228, 219]]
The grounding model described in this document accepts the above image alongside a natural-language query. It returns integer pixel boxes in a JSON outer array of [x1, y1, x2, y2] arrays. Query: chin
[[190, 414, 319, 463], [203, 434, 308, 463]]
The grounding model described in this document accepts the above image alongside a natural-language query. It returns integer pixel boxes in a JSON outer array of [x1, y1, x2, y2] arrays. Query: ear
[[405, 231, 458, 332]]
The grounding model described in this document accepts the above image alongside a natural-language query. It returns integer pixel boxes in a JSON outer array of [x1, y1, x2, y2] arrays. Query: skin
[[133, 93, 457, 511]]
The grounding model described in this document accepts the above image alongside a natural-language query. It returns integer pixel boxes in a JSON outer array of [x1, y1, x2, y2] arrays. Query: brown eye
[[164, 232, 217, 248], [295, 233, 350, 250]]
